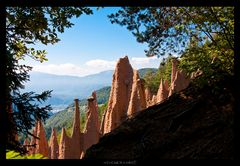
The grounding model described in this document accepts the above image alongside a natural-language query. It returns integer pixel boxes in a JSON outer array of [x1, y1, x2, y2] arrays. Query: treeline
[[143, 33, 234, 95]]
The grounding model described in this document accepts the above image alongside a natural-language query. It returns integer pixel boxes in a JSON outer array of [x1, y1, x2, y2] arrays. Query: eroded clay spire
[[59, 128, 71, 159], [23, 138, 30, 154], [35, 120, 49, 157], [145, 87, 153, 107], [82, 95, 100, 155], [29, 121, 38, 155], [103, 56, 134, 134], [171, 58, 180, 85], [49, 128, 59, 159], [137, 78, 147, 110], [127, 70, 142, 117], [156, 79, 169, 103], [70, 99, 81, 158]]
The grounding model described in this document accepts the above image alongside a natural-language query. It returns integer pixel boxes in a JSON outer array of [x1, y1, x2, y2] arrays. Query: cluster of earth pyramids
[[23, 56, 190, 159]]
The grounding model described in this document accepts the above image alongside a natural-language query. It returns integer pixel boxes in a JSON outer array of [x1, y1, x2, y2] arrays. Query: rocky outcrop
[[145, 87, 153, 107], [92, 91, 100, 132], [137, 78, 147, 110], [35, 120, 49, 157], [127, 70, 143, 117], [168, 58, 190, 97], [169, 70, 190, 96], [49, 128, 59, 159], [70, 99, 82, 158], [82, 95, 100, 155], [156, 79, 169, 103], [29, 121, 38, 155], [23, 138, 30, 154], [175, 70, 190, 92], [169, 58, 179, 97], [168, 87, 173, 97], [103, 56, 134, 134], [99, 108, 107, 136], [84, 76, 234, 159], [164, 79, 169, 90], [151, 95, 157, 106], [23, 138, 29, 148], [28, 120, 49, 157], [170, 58, 180, 84], [58, 128, 71, 159]]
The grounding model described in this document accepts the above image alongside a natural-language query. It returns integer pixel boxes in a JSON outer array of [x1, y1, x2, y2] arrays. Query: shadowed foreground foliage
[[3, 7, 93, 157]]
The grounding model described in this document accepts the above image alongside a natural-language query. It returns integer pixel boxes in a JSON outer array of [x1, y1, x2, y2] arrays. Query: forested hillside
[[43, 68, 156, 141], [46, 87, 111, 141]]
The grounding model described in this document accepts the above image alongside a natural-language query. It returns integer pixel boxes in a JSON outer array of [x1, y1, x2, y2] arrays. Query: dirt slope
[[84, 76, 234, 160]]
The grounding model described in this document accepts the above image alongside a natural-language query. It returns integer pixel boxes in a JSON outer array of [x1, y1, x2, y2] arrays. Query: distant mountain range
[[22, 68, 157, 113], [22, 70, 113, 112]]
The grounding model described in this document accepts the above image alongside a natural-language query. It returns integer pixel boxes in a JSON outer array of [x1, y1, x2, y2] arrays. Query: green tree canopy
[[143, 56, 172, 94], [109, 7, 234, 89], [1, 7, 93, 158], [108, 7, 233, 58]]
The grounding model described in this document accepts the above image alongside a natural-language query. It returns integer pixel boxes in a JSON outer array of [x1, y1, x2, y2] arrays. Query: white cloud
[[33, 63, 90, 77], [32, 59, 117, 77], [32, 56, 161, 77], [86, 59, 116, 70], [130, 56, 160, 69]]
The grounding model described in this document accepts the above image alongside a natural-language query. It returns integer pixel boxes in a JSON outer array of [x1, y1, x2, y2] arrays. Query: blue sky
[[21, 7, 164, 77]]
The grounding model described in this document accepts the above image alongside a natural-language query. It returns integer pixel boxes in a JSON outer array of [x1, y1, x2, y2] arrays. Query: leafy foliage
[[179, 34, 233, 90], [109, 7, 234, 93], [108, 7, 233, 58], [5, 50, 52, 155], [4, 7, 93, 156], [143, 56, 173, 94], [13, 91, 52, 134], [6, 7, 93, 62], [6, 150, 47, 159]]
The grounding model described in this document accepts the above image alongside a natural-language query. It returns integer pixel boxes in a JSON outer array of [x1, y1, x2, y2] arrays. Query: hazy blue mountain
[[22, 68, 157, 113], [24, 70, 113, 96], [22, 70, 114, 112]]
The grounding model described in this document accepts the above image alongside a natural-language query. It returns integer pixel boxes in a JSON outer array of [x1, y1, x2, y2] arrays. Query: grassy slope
[[7, 150, 47, 159]]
